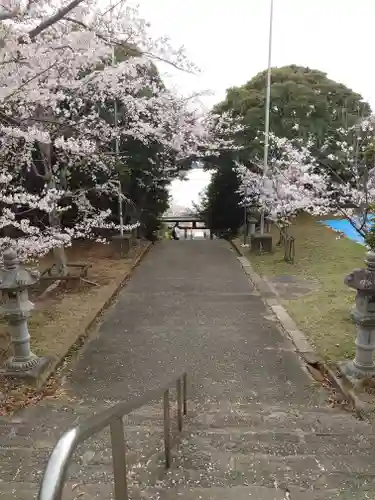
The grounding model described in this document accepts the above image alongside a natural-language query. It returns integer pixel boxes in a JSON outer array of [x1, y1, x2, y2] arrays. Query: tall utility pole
[[260, 0, 274, 236], [112, 46, 120, 157], [111, 42, 124, 236], [243, 185, 250, 245]]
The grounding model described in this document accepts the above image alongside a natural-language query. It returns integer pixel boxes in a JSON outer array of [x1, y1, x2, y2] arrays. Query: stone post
[[135, 222, 141, 240], [264, 217, 272, 233], [251, 233, 273, 253], [0, 248, 47, 378], [342, 251, 375, 379], [248, 218, 258, 237], [248, 207, 272, 253], [112, 234, 131, 257]]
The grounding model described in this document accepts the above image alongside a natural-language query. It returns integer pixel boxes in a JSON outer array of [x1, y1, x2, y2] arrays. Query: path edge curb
[[35, 241, 153, 388], [230, 239, 360, 412]]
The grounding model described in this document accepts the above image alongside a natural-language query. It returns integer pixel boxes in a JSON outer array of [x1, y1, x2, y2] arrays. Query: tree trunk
[[48, 188, 68, 276], [44, 147, 69, 276], [33, 109, 69, 277]]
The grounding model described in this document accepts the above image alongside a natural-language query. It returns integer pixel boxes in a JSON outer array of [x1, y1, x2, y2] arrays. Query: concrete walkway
[[69, 239, 323, 407], [1, 240, 375, 499]]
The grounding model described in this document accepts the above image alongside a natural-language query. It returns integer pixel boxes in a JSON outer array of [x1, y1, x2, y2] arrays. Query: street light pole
[[111, 26, 123, 236], [243, 185, 250, 245], [106, 180, 124, 237], [260, 0, 274, 236], [112, 46, 120, 158], [115, 179, 124, 237]]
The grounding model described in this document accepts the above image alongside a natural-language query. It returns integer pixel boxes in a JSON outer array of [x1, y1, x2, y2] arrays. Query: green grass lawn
[[244, 214, 366, 362]]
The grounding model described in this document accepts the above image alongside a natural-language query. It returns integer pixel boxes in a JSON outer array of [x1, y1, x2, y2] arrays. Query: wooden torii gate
[[160, 215, 211, 239]]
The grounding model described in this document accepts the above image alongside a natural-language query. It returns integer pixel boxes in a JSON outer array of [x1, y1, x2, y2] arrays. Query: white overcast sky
[[133, 0, 375, 209]]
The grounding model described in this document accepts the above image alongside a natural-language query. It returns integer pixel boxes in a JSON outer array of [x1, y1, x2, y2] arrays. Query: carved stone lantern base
[[339, 359, 375, 382], [0, 355, 50, 384], [343, 251, 375, 381]]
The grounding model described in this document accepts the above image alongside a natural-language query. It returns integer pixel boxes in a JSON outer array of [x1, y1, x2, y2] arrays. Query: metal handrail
[[38, 372, 188, 500]]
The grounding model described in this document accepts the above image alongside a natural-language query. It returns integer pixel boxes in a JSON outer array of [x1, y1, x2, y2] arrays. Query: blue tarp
[[319, 219, 368, 245]]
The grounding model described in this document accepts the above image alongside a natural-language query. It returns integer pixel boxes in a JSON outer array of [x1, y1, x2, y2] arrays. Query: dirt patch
[[269, 274, 319, 300], [0, 240, 150, 415]]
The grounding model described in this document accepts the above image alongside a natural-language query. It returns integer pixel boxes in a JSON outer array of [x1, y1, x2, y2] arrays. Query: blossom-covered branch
[[237, 134, 330, 225], [237, 117, 375, 244], [0, 0, 243, 262]]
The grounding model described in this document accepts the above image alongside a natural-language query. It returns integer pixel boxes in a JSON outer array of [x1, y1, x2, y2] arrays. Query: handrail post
[[37, 372, 188, 500], [163, 389, 171, 468], [176, 377, 183, 432], [183, 373, 187, 416], [110, 417, 128, 500]]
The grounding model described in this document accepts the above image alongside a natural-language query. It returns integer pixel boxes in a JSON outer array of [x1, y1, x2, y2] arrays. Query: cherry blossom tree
[[238, 116, 375, 250], [0, 0, 241, 271], [238, 134, 329, 229], [317, 116, 375, 244]]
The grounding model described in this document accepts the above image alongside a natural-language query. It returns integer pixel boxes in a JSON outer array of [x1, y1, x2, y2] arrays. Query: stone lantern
[[248, 205, 260, 222], [342, 251, 375, 379], [248, 217, 258, 237], [0, 248, 46, 377]]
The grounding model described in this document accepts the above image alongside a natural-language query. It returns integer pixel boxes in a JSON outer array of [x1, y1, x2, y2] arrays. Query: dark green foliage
[[196, 163, 243, 237], [198, 66, 373, 237], [215, 65, 371, 167]]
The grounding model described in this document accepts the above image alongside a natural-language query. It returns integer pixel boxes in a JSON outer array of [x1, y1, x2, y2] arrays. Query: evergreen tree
[[197, 163, 243, 238]]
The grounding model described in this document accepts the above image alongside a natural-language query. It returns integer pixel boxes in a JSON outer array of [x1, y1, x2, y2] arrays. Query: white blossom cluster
[[238, 134, 330, 224], [0, 0, 242, 259], [238, 118, 375, 235]]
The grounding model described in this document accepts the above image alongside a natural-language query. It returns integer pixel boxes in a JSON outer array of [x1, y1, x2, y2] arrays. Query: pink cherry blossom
[[0, 0, 242, 261]]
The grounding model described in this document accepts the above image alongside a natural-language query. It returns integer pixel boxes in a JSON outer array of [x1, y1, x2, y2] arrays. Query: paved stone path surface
[[1, 240, 375, 499]]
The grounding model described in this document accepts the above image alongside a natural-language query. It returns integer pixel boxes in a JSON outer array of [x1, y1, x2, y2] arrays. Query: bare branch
[[0, 0, 37, 20], [0, 109, 50, 180], [0, 55, 25, 66], [3, 60, 58, 101], [101, 0, 124, 18], [0, 6, 20, 21], [28, 0, 84, 40], [64, 16, 196, 74], [141, 50, 196, 75]]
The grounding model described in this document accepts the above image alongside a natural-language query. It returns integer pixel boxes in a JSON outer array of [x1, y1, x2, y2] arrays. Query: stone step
[[11, 397, 169, 426], [144, 485, 350, 500], [0, 397, 185, 495], [155, 447, 375, 492], [30, 400, 364, 437], [9, 397, 366, 438], [4, 482, 371, 500], [3, 399, 373, 498], [4, 404, 368, 459], [186, 403, 371, 435], [187, 429, 374, 458], [1, 454, 161, 494], [0, 396, 182, 449], [0, 425, 170, 483], [0, 480, 147, 500], [0, 420, 166, 449], [17, 396, 181, 422], [5, 440, 374, 491]]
